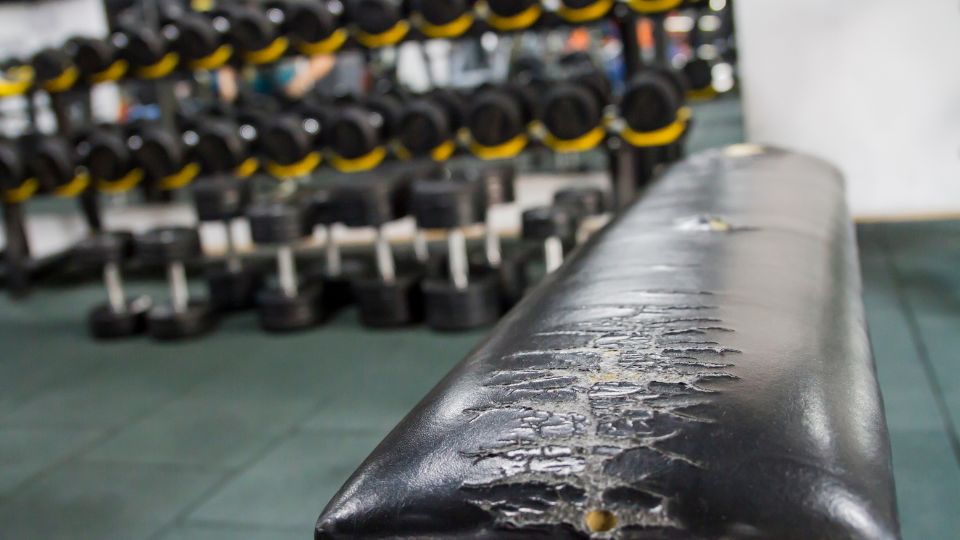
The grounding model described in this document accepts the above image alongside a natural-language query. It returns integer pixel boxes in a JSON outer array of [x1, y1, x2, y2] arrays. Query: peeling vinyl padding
[[458, 293, 739, 537]]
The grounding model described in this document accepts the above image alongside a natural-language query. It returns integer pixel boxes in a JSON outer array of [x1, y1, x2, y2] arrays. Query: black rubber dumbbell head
[[542, 82, 603, 141], [329, 106, 382, 159], [423, 272, 501, 331], [257, 286, 321, 331], [132, 124, 185, 182], [226, 5, 280, 52], [413, 0, 470, 26], [522, 206, 576, 243], [284, 0, 340, 44], [195, 118, 248, 174], [169, 12, 224, 61], [487, 0, 537, 17], [398, 99, 451, 156], [113, 26, 168, 68], [136, 227, 202, 265], [74, 231, 133, 267], [622, 71, 683, 132], [31, 136, 76, 192], [682, 58, 713, 92], [333, 178, 397, 228], [467, 88, 526, 148], [83, 129, 133, 182], [248, 203, 305, 245], [261, 114, 319, 167], [352, 273, 423, 327], [193, 175, 251, 222], [348, 0, 404, 36], [0, 140, 25, 190], [30, 48, 74, 86], [65, 37, 118, 79], [410, 178, 480, 229]]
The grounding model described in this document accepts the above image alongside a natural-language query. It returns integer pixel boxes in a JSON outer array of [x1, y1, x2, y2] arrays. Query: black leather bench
[[316, 146, 900, 539]]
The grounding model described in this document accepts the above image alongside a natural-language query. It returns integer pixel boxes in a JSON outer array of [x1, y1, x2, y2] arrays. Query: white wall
[[736, 0, 960, 219]]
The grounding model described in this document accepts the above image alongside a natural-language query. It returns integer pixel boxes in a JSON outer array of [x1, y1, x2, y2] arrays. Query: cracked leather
[[316, 146, 900, 539]]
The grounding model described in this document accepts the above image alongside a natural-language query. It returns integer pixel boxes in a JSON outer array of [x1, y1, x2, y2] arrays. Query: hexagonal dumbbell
[[74, 232, 152, 339], [467, 162, 529, 310], [303, 187, 358, 313], [553, 186, 608, 244], [412, 176, 501, 331], [522, 205, 577, 276], [248, 202, 321, 331], [340, 176, 423, 328], [193, 175, 262, 312], [137, 227, 217, 340]]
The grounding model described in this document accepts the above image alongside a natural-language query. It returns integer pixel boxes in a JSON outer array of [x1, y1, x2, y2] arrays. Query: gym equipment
[[193, 175, 262, 311], [222, 4, 288, 66], [137, 227, 216, 340], [260, 110, 325, 180], [165, 11, 233, 71], [553, 186, 608, 243], [342, 175, 423, 328], [484, 0, 542, 32], [132, 123, 199, 193], [410, 0, 474, 39], [0, 138, 35, 297], [412, 176, 500, 331], [346, 0, 409, 49], [80, 126, 144, 196], [304, 188, 355, 313], [65, 36, 127, 85], [74, 232, 151, 339], [248, 202, 321, 331], [327, 94, 401, 172], [396, 89, 463, 162], [193, 116, 258, 178], [468, 162, 527, 309], [465, 84, 535, 160], [279, 0, 347, 56], [522, 204, 576, 274], [315, 147, 899, 539], [112, 26, 178, 80], [539, 66, 611, 154]]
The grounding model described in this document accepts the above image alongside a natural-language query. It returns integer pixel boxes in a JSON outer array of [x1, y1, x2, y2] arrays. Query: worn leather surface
[[316, 146, 900, 539]]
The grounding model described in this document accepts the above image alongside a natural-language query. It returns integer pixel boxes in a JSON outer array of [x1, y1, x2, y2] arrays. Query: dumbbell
[[553, 187, 608, 244], [468, 162, 528, 309], [165, 11, 233, 70], [74, 232, 151, 339], [277, 0, 346, 55], [137, 227, 216, 340], [412, 176, 501, 331], [192, 116, 258, 178], [303, 188, 357, 313], [79, 127, 144, 196], [26, 133, 103, 231], [346, 0, 409, 48], [397, 89, 463, 162], [485, 0, 542, 31], [620, 68, 689, 166], [540, 68, 611, 153], [112, 25, 178, 80], [131, 123, 198, 193], [556, 0, 615, 23], [410, 0, 474, 39], [222, 4, 287, 65], [248, 202, 321, 331], [193, 176, 262, 312], [0, 138, 35, 297], [260, 111, 324, 181], [342, 175, 424, 327], [30, 48, 77, 94], [522, 205, 576, 275], [328, 97, 397, 172], [683, 57, 714, 98], [465, 83, 535, 160], [65, 36, 127, 84]]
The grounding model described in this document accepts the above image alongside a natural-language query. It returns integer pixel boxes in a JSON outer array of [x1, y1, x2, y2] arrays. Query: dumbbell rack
[[0, 0, 735, 338]]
